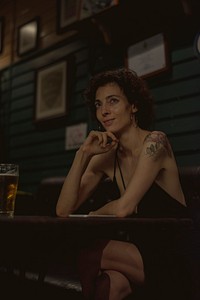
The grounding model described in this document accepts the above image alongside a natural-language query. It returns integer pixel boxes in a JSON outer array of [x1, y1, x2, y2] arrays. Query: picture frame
[[126, 33, 170, 78], [65, 122, 88, 150], [0, 17, 3, 54], [17, 17, 39, 56], [57, 0, 82, 32], [79, 0, 119, 21], [57, 0, 119, 32], [35, 60, 68, 124], [194, 31, 200, 59]]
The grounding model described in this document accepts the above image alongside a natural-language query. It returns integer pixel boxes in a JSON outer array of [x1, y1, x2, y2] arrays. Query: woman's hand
[[81, 131, 118, 156]]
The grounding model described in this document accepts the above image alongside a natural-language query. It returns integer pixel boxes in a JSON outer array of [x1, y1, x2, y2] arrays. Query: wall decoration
[[57, 0, 82, 31], [79, 0, 119, 20], [194, 32, 200, 59], [57, 0, 119, 32], [17, 18, 39, 56], [35, 60, 68, 124], [126, 33, 170, 78], [0, 17, 3, 54], [65, 123, 88, 150]]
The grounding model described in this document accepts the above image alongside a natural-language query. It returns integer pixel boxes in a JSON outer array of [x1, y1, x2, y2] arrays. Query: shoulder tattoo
[[144, 131, 172, 158]]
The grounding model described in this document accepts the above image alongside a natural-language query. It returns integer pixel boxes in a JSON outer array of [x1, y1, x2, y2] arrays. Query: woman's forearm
[[89, 199, 123, 217], [56, 147, 92, 217]]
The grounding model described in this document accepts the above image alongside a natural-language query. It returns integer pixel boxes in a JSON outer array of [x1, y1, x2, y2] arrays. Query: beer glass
[[0, 164, 19, 217]]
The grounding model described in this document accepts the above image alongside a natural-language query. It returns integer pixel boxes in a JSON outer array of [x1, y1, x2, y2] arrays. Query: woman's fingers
[[99, 132, 118, 148], [85, 131, 118, 153], [106, 132, 118, 144], [104, 132, 119, 147]]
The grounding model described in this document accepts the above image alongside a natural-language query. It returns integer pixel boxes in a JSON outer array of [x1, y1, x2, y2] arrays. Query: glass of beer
[[0, 164, 19, 217]]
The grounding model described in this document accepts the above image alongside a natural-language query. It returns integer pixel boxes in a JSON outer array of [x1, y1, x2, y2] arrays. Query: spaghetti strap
[[113, 148, 118, 182], [113, 147, 126, 191]]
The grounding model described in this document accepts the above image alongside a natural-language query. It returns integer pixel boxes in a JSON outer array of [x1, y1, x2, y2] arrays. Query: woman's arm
[[56, 131, 118, 217], [89, 132, 173, 217], [56, 148, 94, 217]]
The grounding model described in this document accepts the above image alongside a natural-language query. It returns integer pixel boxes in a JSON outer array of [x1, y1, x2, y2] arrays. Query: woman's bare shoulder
[[143, 130, 172, 158], [144, 130, 167, 141]]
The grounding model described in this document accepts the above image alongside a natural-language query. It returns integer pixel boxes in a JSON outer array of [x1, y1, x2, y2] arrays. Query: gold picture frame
[[35, 60, 68, 125]]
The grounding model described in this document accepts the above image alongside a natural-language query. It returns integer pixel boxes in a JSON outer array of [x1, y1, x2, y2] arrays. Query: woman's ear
[[131, 104, 138, 113]]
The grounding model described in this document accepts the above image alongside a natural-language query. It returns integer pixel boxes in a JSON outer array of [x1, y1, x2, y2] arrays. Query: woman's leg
[[101, 240, 145, 284], [94, 272, 110, 300], [77, 239, 110, 299], [77, 239, 144, 299], [94, 270, 133, 300]]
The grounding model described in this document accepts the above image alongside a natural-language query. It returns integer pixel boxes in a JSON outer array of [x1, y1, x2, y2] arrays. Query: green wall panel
[[1, 40, 200, 194], [152, 77, 200, 102], [155, 95, 200, 120]]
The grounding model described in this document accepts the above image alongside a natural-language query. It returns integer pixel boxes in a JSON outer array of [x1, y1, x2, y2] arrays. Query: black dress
[[77, 152, 190, 299], [111, 178, 189, 270], [77, 178, 190, 300], [113, 147, 188, 218], [110, 151, 191, 299]]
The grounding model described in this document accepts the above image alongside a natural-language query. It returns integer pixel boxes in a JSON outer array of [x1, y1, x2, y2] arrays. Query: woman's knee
[[101, 240, 145, 284], [102, 240, 143, 267], [105, 270, 133, 300]]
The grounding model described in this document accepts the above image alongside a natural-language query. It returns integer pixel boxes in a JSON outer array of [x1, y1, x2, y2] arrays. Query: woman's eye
[[108, 98, 118, 105], [94, 102, 101, 108]]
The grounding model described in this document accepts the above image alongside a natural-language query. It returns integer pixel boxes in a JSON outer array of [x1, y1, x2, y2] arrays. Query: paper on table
[[68, 214, 116, 218]]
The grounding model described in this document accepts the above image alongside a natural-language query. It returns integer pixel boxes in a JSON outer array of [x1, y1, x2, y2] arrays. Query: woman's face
[[95, 83, 137, 134]]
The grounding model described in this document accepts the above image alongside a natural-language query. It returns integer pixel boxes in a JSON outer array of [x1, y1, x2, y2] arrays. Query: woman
[[56, 68, 188, 300]]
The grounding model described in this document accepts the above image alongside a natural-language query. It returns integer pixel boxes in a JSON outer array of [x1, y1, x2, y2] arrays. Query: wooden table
[[0, 215, 197, 300], [0, 215, 193, 266]]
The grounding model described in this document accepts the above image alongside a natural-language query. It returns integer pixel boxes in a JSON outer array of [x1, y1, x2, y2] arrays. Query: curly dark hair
[[84, 68, 155, 129]]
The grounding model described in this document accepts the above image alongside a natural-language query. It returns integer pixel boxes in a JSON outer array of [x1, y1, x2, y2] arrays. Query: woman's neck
[[117, 127, 149, 157]]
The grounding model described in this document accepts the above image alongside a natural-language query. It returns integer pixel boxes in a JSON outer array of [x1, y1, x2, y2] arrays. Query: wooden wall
[[0, 0, 200, 194], [0, 0, 78, 69], [0, 39, 91, 193], [1, 0, 199, 70], [151, 47, 200, 166]]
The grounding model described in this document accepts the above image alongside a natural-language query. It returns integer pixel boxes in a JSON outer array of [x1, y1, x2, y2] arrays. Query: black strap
[[113, 147, 126, 191]]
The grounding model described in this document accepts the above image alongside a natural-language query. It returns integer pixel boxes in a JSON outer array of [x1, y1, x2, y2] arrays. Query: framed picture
[[126, 33, 170, 78], [0, 17, 3, 54], [57, 0, 119, 32], [65, 123, 88, 150], [35, 60, 68, 124], [17, 17, 39, 56], [57, 0, 82, 32], [79, 0, 119, 20], [194, 31, 200, 59]]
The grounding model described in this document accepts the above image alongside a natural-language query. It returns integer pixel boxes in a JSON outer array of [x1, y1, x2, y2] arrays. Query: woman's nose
[[101, 103, 110, 116]]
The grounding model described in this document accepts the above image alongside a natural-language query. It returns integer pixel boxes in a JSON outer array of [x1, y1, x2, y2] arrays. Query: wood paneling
[[0, 0, 79, 68], [1, 43, 200, 193], [0, 0, 14, 68], [1, 0, 200, 194], [150, 46, 200, 166], [1, 0, 199, 69], [0, 38, 89, 193]]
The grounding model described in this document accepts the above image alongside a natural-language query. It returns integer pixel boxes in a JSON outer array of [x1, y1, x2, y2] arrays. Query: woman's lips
[[103, 119, 115, 127]]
